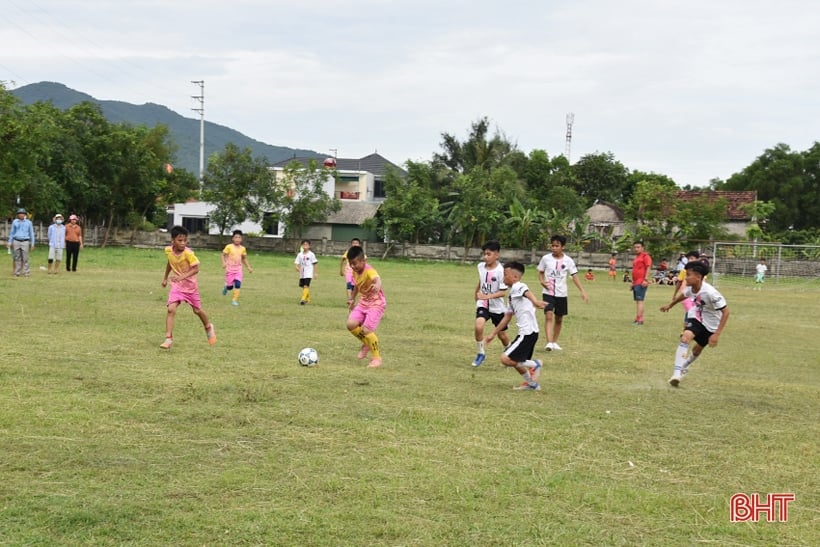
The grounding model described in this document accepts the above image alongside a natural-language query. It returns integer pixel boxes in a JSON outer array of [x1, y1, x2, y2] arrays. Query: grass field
[[1, 247, 818, 546]]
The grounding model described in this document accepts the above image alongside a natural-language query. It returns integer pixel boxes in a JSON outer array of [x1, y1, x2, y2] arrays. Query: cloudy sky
[[2, 0, 818, 186]]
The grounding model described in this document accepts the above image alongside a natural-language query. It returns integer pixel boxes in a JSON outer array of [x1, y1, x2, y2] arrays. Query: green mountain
[[11, 81, 321, 174]]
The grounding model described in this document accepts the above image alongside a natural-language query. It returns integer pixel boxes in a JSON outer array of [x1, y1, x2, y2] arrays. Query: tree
[[434, 117, 517, 174], [277, 159, 341, 240], [379, 161, 440, 244], [201, 143, 281, 238], [718, 143, 820, 233], [572, 152, 629, 205], [626, 179, 728, 259]]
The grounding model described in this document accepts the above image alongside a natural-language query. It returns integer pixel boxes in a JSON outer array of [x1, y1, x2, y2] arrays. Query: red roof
[[675, 191, 757, 220]]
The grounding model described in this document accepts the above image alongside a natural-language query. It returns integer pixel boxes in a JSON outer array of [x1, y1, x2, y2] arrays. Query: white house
[[166, 152, 403, 241]]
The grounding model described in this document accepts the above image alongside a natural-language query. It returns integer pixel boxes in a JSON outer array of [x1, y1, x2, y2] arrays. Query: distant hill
[[11, 81, 321, 174]]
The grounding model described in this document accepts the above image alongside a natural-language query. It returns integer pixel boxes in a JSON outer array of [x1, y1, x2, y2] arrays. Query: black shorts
[[542, 295, 568, 316], [299, 278, 312, 287], [475, 307, 508, 330], [684, 318, 713, 348], [505, 332, 539, 362]]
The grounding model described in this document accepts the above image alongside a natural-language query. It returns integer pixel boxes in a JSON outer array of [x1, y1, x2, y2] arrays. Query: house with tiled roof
[[675, 190, 757, 236], [272, 152, 405, 241]]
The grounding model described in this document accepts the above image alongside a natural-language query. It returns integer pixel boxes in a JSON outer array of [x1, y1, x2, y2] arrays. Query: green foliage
[[626, 179, 729, 258], [718, 142, 820, 232], [572, 151, 629, 205], [278, 159, 341, 239], [379, 161, 440, 243], [201, 143, 280, 237], [0, 84, 195, 226]]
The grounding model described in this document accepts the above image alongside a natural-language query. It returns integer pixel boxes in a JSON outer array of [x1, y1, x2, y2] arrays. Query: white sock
[[476, 341, 485, 354], [673, 342, 689, 373], [522, 359, 537, 369]]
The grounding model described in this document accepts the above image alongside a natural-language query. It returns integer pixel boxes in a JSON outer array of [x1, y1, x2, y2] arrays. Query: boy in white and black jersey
[[472, 240, 509, 367], [484, 261, 547, 391], [660, 261, 730, 387]]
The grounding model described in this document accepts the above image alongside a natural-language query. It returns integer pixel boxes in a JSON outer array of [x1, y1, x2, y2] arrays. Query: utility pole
[[191, 80, 205, 195], [565, 112, 575, 164]]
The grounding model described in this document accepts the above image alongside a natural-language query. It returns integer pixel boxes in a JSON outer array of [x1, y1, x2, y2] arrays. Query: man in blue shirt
[[7, 208, 35, 277]]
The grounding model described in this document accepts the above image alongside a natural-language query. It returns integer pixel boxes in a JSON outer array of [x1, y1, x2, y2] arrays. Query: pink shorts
[[168, 286, 202, 310], [225, 270, 243, 286], [348, 304, 385, 332]]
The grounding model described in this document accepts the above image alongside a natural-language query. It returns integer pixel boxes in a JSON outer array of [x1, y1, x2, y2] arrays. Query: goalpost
[[711, 242, 820, 289]]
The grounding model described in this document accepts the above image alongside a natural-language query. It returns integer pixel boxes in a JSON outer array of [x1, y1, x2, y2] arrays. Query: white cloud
[[2, 0, 819, 185]]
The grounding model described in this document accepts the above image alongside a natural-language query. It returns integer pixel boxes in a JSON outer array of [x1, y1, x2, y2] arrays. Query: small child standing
[[754, 257, 767, 290], [472, 240, 509, 367], [484, 261, 546, 391], [608, 253, 617, 281], [660, 261, 730, 387], [294, 239, 318, 305], [221, 229, 253, 306], [47, 214, 66, 275], [346, 245, 386, 368], [160, 225, 216, 349], [339, 237, 363, 301]]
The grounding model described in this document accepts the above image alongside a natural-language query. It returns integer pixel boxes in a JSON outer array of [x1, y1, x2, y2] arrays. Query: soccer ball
[[298, 347, 319, 367]]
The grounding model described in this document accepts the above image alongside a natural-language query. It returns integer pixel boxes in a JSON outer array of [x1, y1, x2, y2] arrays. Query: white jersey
[[685, 281, 727, 332], [295, 250, 318, 278], [506, 281, 539, 335], [476, 262, 507, 314], [756, 263, 767, 275], [536, 253, 578, 297]]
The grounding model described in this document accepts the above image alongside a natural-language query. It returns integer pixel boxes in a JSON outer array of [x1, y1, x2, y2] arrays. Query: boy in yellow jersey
[[160, 225, 216, 349], [221, 230, 253, 306], [345, 245, 386, 368]]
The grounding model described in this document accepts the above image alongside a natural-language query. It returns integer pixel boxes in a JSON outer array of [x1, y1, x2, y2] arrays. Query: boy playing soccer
[[339, 237, 363, 301], [472, 240, 509, 367], [160, 225, 216, 349], [485, 261, 547, 391], [294, 239, 318, 305], [536, 235, 589, 351], [346, 245, 386, 368], [221, 229, 253, 306], [660, 261, 730, 387]]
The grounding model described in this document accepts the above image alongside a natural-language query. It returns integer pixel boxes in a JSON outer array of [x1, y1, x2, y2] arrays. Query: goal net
[[711, 242, 820, 290]]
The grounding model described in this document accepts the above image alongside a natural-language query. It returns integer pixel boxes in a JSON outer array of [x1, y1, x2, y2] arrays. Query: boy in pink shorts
[[160, 225, 216, 349], [345, 245, 386, 368], [221, 229, 253, 306]]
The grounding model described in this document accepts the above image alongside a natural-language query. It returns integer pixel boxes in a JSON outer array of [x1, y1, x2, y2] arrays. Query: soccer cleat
[[545, 342, 554, 351], [530, 360, 542, 384], [206, 324, 216, 345], [367, 357, 382, 368], [160, 337, 173, 349], [513, 381, 540, 391], [357, 345, 369, 359], [231, 300, 239, 306], [551, 343, 563, 351], [632, 320, 644, 326], [669, 373, 681, 387], [472, 353, 486, 367], [300, 300, 306, 305], [222, 286, 228, 296]]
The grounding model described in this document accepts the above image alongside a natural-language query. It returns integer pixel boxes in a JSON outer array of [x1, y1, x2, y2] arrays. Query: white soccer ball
[[298, 347, 319, 367]]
